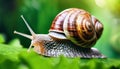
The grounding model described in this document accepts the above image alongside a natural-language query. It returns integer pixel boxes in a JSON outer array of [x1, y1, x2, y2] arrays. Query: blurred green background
[[0, 0, 120, 59]]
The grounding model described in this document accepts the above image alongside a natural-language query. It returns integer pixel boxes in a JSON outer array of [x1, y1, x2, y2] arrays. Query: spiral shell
[[49, 8, 103, 48]]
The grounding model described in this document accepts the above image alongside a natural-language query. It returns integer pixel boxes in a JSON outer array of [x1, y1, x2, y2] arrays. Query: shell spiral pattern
[[49, 8, 103, 48]]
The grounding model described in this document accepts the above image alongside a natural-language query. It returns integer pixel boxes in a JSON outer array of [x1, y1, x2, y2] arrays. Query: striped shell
[[49, 8, 103, 48]]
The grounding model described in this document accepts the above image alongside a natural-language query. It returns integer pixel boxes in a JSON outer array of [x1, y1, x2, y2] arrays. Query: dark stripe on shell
[[50, 9, 74, 33]]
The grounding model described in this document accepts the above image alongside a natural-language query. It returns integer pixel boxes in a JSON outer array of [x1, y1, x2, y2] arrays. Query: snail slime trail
[[14, 8, 106, 58]]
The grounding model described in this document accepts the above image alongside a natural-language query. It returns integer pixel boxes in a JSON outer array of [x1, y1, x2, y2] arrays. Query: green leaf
[[54, 56, 70, 69], [19, 50, 54, 69], [8, 38, 23, 48], [0, 43, 23, 69], [0, 44, 22, 62], [0, 34, 5, 43], [18, 63, 29, 69], [68, 58, 80, 69]]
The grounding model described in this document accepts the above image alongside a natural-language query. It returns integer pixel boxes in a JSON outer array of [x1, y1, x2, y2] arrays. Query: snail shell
[[49, 8, 103, 48], [14, 8, 105, 58]]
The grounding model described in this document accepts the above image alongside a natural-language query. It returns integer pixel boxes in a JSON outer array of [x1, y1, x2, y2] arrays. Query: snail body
[[14, 8, 105, 58]]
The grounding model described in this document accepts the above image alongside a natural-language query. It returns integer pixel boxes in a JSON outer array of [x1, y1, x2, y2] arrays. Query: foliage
[[0, 34, 5, 43], [0, 36, 120, 69]]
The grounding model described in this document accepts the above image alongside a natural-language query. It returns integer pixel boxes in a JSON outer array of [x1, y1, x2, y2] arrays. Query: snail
[[14, 8, 106, 58]]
